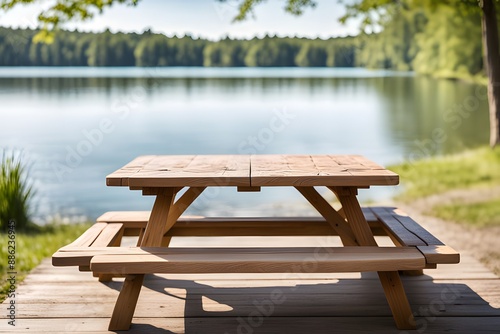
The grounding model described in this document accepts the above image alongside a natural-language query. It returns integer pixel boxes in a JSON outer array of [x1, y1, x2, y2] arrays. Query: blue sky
[[0, 0, 361, 40]]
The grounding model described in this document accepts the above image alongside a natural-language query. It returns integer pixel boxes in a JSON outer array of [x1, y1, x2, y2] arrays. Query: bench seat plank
[[90, 247, 426, 274], [96, 210, 384, 237], [417, 245, 460, 264], [98, 209, 378, 226], [91, 223, 124, 247], [54, 207, 459, 269], [389, 208, 444, 245], [369, 207, 426, 246], [369, 207, 459, 265], [63, 223, 108, 248]]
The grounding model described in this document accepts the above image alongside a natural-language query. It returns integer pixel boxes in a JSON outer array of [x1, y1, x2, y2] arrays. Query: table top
[[106, 155, 399, 188]]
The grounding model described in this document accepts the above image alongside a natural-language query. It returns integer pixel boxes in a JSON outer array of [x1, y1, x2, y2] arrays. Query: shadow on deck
[[2, 251, 499, 333]]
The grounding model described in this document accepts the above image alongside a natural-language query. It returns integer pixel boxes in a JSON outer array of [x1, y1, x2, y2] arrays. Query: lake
[[0, 67, 490, 222]]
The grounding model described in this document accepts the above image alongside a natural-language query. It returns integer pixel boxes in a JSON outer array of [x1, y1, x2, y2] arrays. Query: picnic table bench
[[52, 155, 460, 331]]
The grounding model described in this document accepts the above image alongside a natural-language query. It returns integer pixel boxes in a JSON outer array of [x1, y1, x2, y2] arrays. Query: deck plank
[[2, 238, 499, 333]]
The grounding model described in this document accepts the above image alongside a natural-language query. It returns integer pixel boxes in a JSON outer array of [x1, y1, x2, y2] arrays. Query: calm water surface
[[0, 67, 490, 222]]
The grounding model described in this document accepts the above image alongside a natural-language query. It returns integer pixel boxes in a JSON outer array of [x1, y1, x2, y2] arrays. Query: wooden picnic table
[[51, 154, 458, 331], [104, 154, 417, 329]]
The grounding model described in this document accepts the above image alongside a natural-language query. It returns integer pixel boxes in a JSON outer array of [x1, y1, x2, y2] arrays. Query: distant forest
[[0, 3, 489, 79]]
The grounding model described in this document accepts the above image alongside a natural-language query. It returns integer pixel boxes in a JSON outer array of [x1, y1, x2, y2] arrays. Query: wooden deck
[[2, 236, 500, 333]]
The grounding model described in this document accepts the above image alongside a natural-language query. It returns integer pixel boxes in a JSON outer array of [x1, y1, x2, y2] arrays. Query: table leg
[[160, 187, 206, 247], [378, 271, 416, 329], [141, 188, 177, 246], [108, 187, 176, 331], [295, 186, 357, 246], [108, 274, 145, 330], [331, 186, 416, 330]]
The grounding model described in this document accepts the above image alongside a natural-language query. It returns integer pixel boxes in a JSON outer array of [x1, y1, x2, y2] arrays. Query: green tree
[[245, 36, 297, 67], [0, 0, 140, 42], [295, 43, 327, 67], [134, 34, 176, 66], [325, 38, 356, 67], [337, 0, 500, 146], [1, 0, 499, 145], [203, 39, 245, 67], [229, 0, 500, 147]]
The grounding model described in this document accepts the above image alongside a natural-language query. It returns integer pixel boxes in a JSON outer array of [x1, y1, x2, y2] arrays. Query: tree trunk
[[481, 0, 500, 147]]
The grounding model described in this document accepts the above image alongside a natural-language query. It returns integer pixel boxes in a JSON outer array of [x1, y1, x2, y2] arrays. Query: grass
[[389, 145, 500, 227], [0, 222, 92, 302], [0, 151, 36, 231], [389, 146, 500, 201], [431, 198, 500, 227]]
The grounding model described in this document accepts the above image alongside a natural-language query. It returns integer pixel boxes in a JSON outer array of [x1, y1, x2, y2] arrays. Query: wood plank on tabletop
[[106, 155, 157, 186], [107, 155, 196, 187], [250, 155, 399, 187], [127, 155, 251, 187]]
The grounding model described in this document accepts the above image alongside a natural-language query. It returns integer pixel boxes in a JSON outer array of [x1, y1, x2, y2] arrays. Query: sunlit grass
[[431, 198, 500, 227], [0, 223, 92, 302], [389, 146, 500, 201]]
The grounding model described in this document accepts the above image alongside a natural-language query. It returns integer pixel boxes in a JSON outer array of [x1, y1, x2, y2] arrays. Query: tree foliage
[[0, 0, 495, 81], [0, 0, 140, 42], [0, 27, 360, 67]]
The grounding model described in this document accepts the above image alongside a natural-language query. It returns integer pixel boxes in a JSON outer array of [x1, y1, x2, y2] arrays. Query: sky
[[0, 0, 361, 40]]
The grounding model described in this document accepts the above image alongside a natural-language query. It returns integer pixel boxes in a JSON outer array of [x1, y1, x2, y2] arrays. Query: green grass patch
[[0, 223, 92, 302], [389, 146, 500, 201], [430, 198, 500, 227]]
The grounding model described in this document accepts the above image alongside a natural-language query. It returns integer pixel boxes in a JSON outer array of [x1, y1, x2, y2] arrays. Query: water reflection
[[0, 70, 489, 220]]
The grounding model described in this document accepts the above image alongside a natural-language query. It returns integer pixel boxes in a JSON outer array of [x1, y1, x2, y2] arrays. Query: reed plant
[[0, 152, 36, 232]]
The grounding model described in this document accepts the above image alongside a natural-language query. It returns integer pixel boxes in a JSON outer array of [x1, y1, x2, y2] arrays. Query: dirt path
[[394, 187, 500, 277]]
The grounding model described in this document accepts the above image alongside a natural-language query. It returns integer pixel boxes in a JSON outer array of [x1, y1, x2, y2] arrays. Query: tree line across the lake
[[0, 28, 356, 68], [0, 3, 490, 80]]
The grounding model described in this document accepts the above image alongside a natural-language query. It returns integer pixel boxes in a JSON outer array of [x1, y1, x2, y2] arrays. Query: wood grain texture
[[10, 250, 499, 333], [368, 207, 459, 265], [109, 187, 176, 330], [417, 245, 460, 264], [140, 187, 176, 247], [251, 155, 399, 187], [295, 186, 358, 246], [108, 274, 145, 331], [62, 223, 108, 248], [90, 247, 426, 274], [106, 155, 398, 188], [370, 207, 427, 247], [378, 271, 416, 329], [162, 187, 206, 237], [331, 189, 416, 330], [4, 317, 500, 334], [95, 209, 381, 235], [332, 187, 377, 247], [108, 155, 251, 187], [105, 155, 157, 186], [90, 224, 123, 247]]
